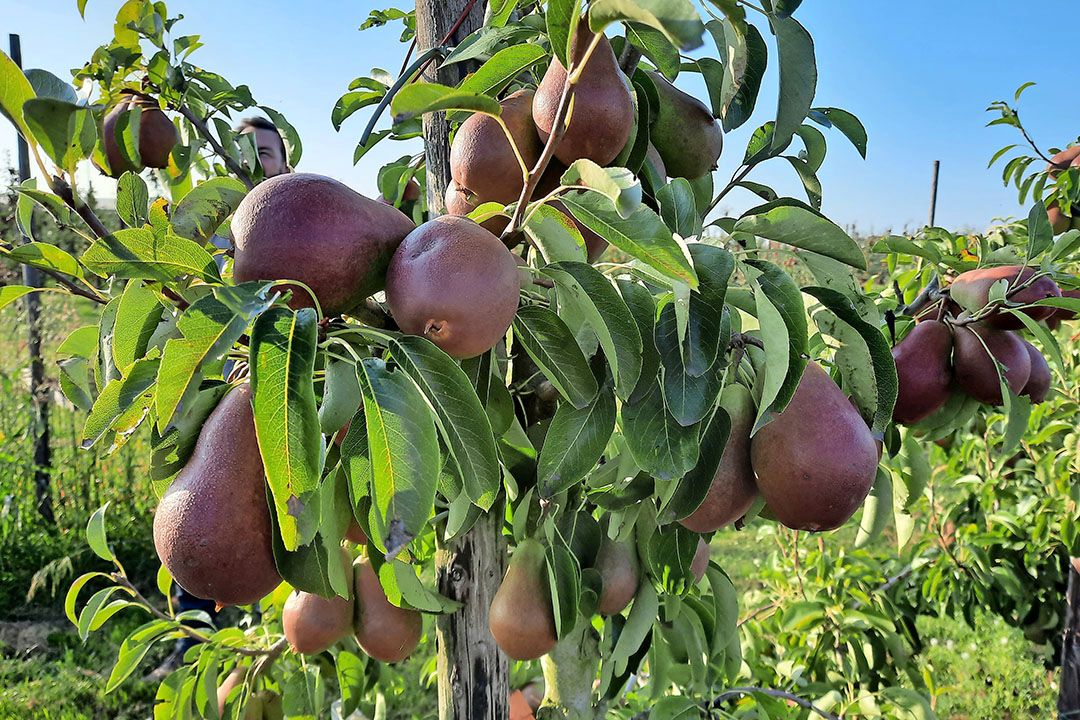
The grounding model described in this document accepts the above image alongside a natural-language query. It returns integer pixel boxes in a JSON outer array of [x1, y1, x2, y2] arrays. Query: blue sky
[[1, 1, 1076, 234]]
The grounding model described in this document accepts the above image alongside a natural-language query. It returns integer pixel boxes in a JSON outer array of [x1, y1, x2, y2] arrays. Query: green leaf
[[250, 307, 322, 551], [542, 262, 643, 400], [513, 305, 599, 409], [105, 620, 173, 692], [810, 107, 867, 158], [65, 571, 110, 627], [170, 177, 247, 244], [660, 406, 731, 523], [332, 90, 384, 132], [1027, 201, 1053, 258], [747, 260, 807, 431], [390, 83, 500, 123], [156, 285, 274, 431], [770, 16, 816, 150], [112, 281, 165, 373], [871, 235, 942, 264], [656, 178, 702, 239], [589, 0, 705, 51], [626, 22, 681, 80], [15, 183, 88, 232], [733, 201, 866, 269], [0, 48, 37, 144], [458, 44, 547, 99], [0, 285, 39, 311], [854, 467, 893, 548], [618, 280, 661, 402], [525, 203, 587, 263], [23, 98, 97, 171], [24, 68, 77, 103], [5, 242, 84, 278], [82, 229, 222, 283], [538, 384, 617, 497], [389, 335, 500, 510], [612, 581, 658, 676], [649, 696, 700, 720], [561, 191, 698, 287], [116, 172, 150, 228], [621, 379, 699, 480], [390, 560, 463, 613], [804, 286, 898, 435], [86, 503, 115, 563], [81, 357, 159, 449], [545, 538, 581, 640], [718, 20, 767, 133], [560, 160, 642, 219], [546, 0, 583, 68], [356, 358, 439, 558]]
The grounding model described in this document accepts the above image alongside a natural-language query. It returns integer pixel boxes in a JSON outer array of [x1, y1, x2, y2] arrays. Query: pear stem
[[502, 31, 607, 242]]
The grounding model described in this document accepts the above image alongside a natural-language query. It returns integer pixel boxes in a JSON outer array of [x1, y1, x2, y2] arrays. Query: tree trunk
[[9, 33, 53, 524], [415, 0, 486, 216], [1059, 559, 1080, 717], [413, 3, 510, 720]]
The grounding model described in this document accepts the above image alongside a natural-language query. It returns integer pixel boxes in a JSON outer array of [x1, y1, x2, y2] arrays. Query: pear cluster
[[892, 266, 1073, 427]]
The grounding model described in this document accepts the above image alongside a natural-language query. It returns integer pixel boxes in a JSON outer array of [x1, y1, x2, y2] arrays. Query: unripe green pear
[[648, 72, 723, 180]]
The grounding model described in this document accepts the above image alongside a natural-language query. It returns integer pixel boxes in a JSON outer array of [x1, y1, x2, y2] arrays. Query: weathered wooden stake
[[1059, 560, 1080, 718], [413, 3, 510, 719]]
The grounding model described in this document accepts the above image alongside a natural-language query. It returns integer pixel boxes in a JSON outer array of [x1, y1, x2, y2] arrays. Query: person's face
[[242, 126, 288, 177]]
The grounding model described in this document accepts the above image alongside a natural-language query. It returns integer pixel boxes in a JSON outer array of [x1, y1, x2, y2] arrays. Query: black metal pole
[[1060, 560, 1080, 718], [928, 160, 940, 228], [9, 33, 53, 524]]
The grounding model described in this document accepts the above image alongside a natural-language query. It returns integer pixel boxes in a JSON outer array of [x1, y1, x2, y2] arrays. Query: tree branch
[[173, 105, 255, 190], [48, 175, 109, 239], [111, 573, 285, 658], [708, 687, 841, 720], [358, 45, 447, 148]]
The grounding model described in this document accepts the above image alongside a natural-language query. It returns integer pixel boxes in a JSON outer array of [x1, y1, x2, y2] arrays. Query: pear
[[892, 320, 953, 424], [690, 538, 710, 583], [451, 90, 542, 205], [593, 536, 640, 616], [1046, 287, 1080, 329], [648, 72, 723, 180], [443, 179, 511, 235], [153, 385, 281, 605], [750, 363, 879, 532], [948, 265, 1061, 330], [489, 539, 557, 660], [352, 557, 422, 663], [1020, 340, 1051, 404], [533, 28, 635, 166], [216, 667, 248, 717], [679, 383, 758, 532], [101, 94, 179, 176], [232, 173, 415, 316], [385, 216, 520, 359], [952, 324, 1031, 406], [344, 519, 368, 545], [282, 551, 355, 654]]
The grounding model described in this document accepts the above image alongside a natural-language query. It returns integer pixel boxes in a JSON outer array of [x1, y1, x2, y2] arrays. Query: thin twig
[[708, 687, 841, 720], [41, 269, 106, 304], [173, 105, 255, 190], [411, 0, 481, 83], [502, 32, 607, 240], [706, 163, 755, 216], [111, 573, 285, 658], [358, 46, 447, 147], [48, 176, 109, 239]]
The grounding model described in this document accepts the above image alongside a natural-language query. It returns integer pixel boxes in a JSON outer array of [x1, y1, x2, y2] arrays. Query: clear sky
[[1, 1, 1076, 235]]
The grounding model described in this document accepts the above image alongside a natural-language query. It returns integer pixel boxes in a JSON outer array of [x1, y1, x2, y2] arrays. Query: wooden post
[[9, 33, 53, 524], [413, 3, 510, 719], [928, 160, 940, 228], [1059, 560, 1080, 717]]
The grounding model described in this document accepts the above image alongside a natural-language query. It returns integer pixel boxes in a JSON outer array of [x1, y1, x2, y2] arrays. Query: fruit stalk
[[502, 30, 608, 239], [540, 619, 601, 720]]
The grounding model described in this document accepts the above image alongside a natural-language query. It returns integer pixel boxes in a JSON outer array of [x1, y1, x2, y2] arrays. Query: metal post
[[1060, 560, 1080, 718], [928, 160, 940, 228], [9, 33, 53, 524]]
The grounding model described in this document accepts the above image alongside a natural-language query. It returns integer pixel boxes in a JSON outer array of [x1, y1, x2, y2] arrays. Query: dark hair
[[234, 116, 287, 160]]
